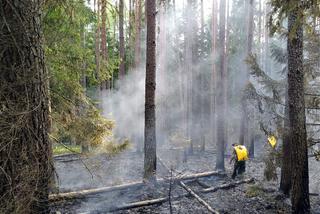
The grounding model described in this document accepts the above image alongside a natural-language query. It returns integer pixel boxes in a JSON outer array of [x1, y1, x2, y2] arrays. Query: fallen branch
[[81, 178, 253, 213], [79, 193, 188, 213], [49, 170, 225, 202], [110, 196, 171, 211], [49, 181, 144, 202], [50, 135, 94, 179], [158, 156, 219, 213], [201, 178, 255, 193], [196, 180, 211, 188], [179, 181, 219, 214]]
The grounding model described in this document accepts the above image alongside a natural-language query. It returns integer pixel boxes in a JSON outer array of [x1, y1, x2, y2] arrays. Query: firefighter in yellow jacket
[[230, 144, 248, 179]]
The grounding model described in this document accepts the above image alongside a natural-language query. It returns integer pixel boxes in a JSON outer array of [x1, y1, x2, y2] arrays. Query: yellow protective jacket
[[234, 145, 248, 161], [268, 136, 277, 148]]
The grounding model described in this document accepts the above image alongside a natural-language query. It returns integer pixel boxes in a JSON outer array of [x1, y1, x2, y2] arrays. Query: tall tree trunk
[[247, 0, 254, 57], [264, 3, 270, 74], [216, 0, 226, 171], [0, 1, 52, 213], [185, 0, 192, 152], [200, 0, 206, 151], [101, 0, 109, 89], [95, 0, 101, 82], [144, 0, 157, 181], [119, 0, 125, 78], [211, 0, 217, 149], [186, 0, 198, 154], [158, 0, 168, 146], [224, 0, 230, 151], [101, 0, 108, 60], [191, 0, 199, 153], [287, 5, 310, 213], [239, 0, 254, 148], [247, 0, 254, 155], [258, 0, 262, 64], [81, 26, 90, 153], [280, 88, 291, 195], [134, 0, 142, 69]]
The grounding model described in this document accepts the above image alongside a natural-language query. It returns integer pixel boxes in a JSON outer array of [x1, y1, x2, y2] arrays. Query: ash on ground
[[51, 149, 320, 214]]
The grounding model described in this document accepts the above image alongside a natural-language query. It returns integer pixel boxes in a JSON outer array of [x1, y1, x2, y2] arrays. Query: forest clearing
[[1, 0, 320, 213]]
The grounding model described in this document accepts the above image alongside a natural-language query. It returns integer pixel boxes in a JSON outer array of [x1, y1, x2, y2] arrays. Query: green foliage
[[95, 139, 131, 156], [269, 0, 320, 36], [53, 144, 81, 155], [43, 0, 118, 149], [54, 106, 114, 147]]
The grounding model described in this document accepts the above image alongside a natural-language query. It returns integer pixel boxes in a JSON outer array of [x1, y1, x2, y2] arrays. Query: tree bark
[[280, 89, 291, 195], [264, 3, 270, 74], [216, 0, 227, 171], [95, 0, 101, 82], [119, 0, 125, 78], [258, 0, 262, 64], [101, 0, 108, 60], [100, 0, 109, 89], [211, 0, 217, 148], [247, 0, 254, 154], [200, 0, 206, 151], [287, 4, 310, 213], [185, 0, 193, 146], [0, 1, 52, 213], [144, 0, 157, 181], [134, 0, 142, 69], [240, 0, 254, 149], [224, 0, 230, 151], [158, 0, 168, 146]]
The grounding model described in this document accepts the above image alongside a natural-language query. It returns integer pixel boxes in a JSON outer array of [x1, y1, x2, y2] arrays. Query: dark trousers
[[232, 161, 246, 179]]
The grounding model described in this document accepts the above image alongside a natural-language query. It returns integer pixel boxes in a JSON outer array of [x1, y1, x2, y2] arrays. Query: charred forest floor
[[51, 149, 320, 214]]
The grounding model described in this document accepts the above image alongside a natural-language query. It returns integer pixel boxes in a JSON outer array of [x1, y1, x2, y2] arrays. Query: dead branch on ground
[[179, 181, 219, 214]]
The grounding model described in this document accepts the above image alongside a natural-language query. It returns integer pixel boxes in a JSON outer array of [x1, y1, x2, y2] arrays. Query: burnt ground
[[51, 149, 320, 214]]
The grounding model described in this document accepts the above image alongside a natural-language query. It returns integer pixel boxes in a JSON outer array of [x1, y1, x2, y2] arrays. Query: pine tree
[[287, 4, 310, 213], [216, 0, 227, 171], [119, 0, 125, 78], [0, 1, 52, 212], [134, 0, 142, 69], [144, 0, 157, 181], [211, 0, 217, 148]]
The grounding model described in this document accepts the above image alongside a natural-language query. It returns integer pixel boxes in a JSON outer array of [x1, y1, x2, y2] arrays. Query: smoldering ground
[[52, 0, 320, 213]]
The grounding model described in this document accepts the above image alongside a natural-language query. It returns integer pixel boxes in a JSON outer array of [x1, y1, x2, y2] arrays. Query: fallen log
[[49, 181, 144, 202], [49, 171, 225, 202], [110, 196, 171, 211], [79, 193, 190, 214], [158, 156, 219, 213], [179, 181, 219, 214], [80, 178, 253, 213], [201, 178, 255, 193]]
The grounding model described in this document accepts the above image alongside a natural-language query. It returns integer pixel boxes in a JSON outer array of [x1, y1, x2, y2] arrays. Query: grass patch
[[246, 184, 265, 198], [53, 144, 81, 155]]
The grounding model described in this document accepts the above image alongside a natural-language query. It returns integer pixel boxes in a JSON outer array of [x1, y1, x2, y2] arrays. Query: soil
[[51, 149, 320, 214]]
